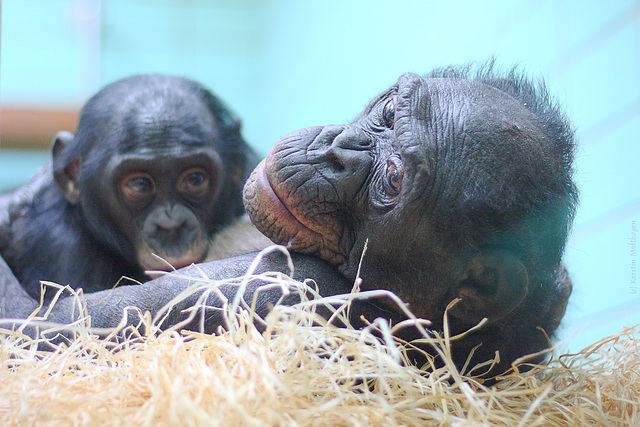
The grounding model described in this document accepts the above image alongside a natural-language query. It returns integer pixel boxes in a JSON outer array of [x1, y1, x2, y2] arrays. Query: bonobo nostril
[[313, 127, 372, 176], [355, 133, 372, 148], [325, 148, 346, 172], [157, 218, 188, 234]]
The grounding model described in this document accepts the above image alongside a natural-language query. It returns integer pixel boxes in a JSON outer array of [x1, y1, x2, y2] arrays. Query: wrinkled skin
[[0, 66, 577, 378], [0, 75, 259, 301], [244, 70, 577, 372], [246, 72, 575, 323]]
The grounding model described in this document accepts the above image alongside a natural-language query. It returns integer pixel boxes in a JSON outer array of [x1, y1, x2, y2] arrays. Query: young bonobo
[[0, 64, 577, 379], [0, 74, 262, 301]]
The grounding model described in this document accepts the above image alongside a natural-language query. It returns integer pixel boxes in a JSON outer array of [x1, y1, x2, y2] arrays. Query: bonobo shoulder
[[0, 162, 54, 257]]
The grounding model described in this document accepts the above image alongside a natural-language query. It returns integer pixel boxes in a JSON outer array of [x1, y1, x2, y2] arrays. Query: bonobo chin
[[1, 63, 577, 378]]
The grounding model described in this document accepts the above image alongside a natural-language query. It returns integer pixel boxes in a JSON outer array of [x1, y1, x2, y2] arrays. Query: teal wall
[[1, 0, 639, 352]]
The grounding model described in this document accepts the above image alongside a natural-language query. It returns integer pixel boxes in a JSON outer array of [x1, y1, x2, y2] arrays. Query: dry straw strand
[[0, 250, 638, 426]]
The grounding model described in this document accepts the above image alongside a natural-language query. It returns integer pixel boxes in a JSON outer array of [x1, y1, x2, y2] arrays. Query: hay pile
[[0, 265, 638, 426]]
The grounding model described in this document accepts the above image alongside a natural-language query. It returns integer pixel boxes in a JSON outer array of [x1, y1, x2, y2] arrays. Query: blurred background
[[1, 0, 639, 352]]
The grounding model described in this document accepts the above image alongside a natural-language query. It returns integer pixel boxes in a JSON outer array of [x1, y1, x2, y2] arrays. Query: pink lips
[[253, 160, 323, 245]]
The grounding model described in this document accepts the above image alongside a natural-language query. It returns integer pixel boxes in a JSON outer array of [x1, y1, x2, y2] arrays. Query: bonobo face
[[53, 75, 246, 275], [103, 149, 223, 272], [85, 101, 224, 272], [245, 72, 574, 323]]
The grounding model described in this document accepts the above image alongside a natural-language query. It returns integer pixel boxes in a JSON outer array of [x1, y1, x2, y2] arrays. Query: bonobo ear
[[450, 249, 529, 325], [52, 131, 82, 205]]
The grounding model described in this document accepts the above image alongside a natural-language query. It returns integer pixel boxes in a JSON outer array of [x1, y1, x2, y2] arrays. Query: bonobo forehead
[[390, 72, 558, 211], [393, 72, 545, 156], [117, 91, 218, 155], [79, 75, 220, 158]]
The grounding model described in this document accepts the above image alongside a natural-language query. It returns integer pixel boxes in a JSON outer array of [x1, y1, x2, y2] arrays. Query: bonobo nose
[[143, 204, 196, 247], [155, 206, 187, 231], [323, 125, 372, 150], [157, 218, 186, 233], [153, 218, 189, 246], [306, 125, 373, 195], [308, 125, 372, 170]]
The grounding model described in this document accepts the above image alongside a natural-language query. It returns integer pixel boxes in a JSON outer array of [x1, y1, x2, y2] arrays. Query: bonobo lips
[[243, 160, 345, 264], [139, 245, 208, 277], [247, 161, 322, 246]]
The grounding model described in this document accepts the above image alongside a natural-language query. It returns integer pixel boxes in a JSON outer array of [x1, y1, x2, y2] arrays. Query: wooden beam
[[0, 107, 79, 150]]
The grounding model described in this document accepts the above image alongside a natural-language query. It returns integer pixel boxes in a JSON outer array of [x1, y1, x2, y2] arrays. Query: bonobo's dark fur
[[242, 64, 577, 375], [0, 63, 577, 379], [0, 75, 259, 301]]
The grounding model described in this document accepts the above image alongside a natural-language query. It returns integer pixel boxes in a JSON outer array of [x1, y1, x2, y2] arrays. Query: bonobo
[[244, 66, 577, 372], [0, 64, 576, 378], [0, 74, 260, 301]]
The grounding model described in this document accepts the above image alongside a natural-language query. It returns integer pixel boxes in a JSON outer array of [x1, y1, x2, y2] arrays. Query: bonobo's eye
[[382, 95, 397, 129], [177, 167, 210, 198], [121, 173, 156, 206], [384, 157, 404, 196]]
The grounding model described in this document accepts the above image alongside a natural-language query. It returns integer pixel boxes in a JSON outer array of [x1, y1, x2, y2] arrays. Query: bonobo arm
[[0, 254, 40, 318], [0, 250, 360, 338]]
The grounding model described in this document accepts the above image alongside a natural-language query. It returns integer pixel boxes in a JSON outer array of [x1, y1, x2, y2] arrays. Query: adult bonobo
[[0, 74, 260, 301], [0, 65, 576, 378], [244, 67, 577, 372]]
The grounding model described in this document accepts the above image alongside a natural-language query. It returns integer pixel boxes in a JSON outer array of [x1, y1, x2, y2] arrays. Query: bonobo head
[[244, 65, 577, 332], [52, 74, 254, 273]]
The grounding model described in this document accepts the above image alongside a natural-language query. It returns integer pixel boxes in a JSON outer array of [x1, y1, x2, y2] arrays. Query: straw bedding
[[0, 258, 638, 426]]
